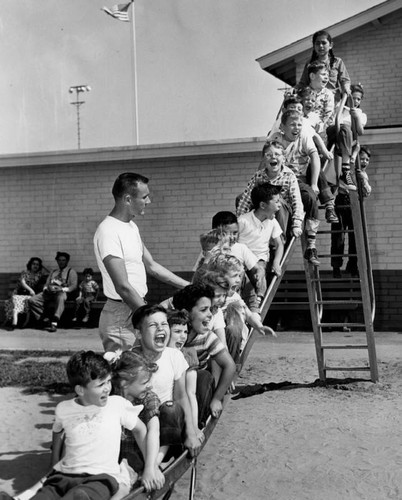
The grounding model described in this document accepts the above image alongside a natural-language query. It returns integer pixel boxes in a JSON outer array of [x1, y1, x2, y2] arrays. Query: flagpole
[[130, 1, 139, 145]]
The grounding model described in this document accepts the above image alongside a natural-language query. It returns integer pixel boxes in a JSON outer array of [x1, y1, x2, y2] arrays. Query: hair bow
[[104, 349, 123, 365]]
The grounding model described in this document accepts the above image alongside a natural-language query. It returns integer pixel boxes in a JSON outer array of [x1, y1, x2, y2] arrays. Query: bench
[[265, 271, 362, 330]]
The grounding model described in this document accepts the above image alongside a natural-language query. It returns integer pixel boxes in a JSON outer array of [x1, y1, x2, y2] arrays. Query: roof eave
[[256, 0, 402, 76]]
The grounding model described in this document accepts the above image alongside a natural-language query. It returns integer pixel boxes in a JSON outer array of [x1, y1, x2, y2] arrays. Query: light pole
[[69, 85, 91, 149]]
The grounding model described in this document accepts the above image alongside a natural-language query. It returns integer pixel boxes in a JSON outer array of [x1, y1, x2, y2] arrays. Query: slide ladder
[[303, 94, 378, 383]]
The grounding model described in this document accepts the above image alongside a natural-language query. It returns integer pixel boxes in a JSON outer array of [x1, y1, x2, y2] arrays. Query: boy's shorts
[[159, 401, 185, 446]]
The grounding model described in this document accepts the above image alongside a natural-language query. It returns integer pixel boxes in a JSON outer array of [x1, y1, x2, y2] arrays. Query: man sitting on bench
[[29, 252, 78, 332]]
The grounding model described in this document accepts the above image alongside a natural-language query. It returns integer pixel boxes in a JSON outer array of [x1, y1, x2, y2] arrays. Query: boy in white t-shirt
[[131, 305, 202, 458], [14, 351, 147, 500], [238, 183, 284, 311]]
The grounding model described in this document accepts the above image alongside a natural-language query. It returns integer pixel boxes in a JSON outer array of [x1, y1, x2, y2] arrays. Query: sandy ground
[[1, 329, 402, 500]]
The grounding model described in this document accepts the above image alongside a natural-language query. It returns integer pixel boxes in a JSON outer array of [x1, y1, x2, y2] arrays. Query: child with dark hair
[[194, 212, 260, 276], [172, 283, 236, 421], [167, 310, 204, 441], [304, 61, 335, 131], [238, 183, 284, 311], [12, 350, 147, 500], [298, 30, 351, 102], [192, 269, 228, 343], [72, 268, 99, 324], [131, 304, 202, 456]]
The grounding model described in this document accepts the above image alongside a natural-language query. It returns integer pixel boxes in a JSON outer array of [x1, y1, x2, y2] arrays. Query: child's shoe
[[339, 170, 357, 191], [325, 207, 339, 224], [304, 248, 320, 266], [82, 315, 89, 323], [72, 317, 77, 323], [46, 322, 57, 333]]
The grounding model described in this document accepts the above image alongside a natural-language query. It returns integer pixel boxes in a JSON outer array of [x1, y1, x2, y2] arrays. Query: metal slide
[[127, 237, 298, 500]]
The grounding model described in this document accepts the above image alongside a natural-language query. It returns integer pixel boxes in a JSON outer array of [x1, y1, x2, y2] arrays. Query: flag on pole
[[102, 0, 133, 22]]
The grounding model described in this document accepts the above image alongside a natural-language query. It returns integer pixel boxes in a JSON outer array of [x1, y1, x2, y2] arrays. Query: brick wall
[[0, 143, 263, 274]]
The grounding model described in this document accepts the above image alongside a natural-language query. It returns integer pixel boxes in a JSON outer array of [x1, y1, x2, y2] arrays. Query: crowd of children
[[240, 29, 373, 268], [1, 29, 375, 500]]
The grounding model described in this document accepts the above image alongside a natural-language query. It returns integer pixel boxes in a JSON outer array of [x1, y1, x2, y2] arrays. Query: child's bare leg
[[157, 446, 170, 468], [110, 459, 137, 500], [110, 483, 131, 500]]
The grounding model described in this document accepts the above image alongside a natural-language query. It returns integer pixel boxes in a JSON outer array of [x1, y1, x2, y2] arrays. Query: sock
[[307, 234, 316, 249]]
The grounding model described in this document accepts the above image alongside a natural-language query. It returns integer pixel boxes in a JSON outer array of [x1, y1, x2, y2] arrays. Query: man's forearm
[[147, 261, 189, 289], [115, 283, 146, 311]]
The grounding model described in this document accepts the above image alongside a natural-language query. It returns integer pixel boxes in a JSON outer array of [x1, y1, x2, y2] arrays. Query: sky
[[1, 0, 384, 155]]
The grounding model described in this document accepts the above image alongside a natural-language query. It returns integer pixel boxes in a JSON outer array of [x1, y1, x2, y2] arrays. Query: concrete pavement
[[0, 326, 103, 351]]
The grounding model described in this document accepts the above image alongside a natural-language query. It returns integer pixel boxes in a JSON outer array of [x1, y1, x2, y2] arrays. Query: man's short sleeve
[[95, 222, 125, 261]]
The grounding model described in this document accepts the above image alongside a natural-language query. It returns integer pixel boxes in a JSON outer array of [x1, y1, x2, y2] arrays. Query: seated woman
[[3, 257, 46, 330]]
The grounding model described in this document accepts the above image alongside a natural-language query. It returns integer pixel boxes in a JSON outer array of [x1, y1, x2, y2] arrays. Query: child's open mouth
[[155, 333, 167, 346], [175, 341, 184, 349], [270, 160, 278, 167]]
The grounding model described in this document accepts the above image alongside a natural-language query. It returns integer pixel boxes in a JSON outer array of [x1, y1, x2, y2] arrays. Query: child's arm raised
[[209, 349, 236, 418], [245, 306, 277, 337]]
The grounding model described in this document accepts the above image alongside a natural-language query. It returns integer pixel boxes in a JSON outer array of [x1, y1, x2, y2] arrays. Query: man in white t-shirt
[[94, 173, 189, 351]]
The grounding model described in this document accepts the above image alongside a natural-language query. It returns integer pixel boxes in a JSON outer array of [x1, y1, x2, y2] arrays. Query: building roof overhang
[[256, 0, 402, 86]]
